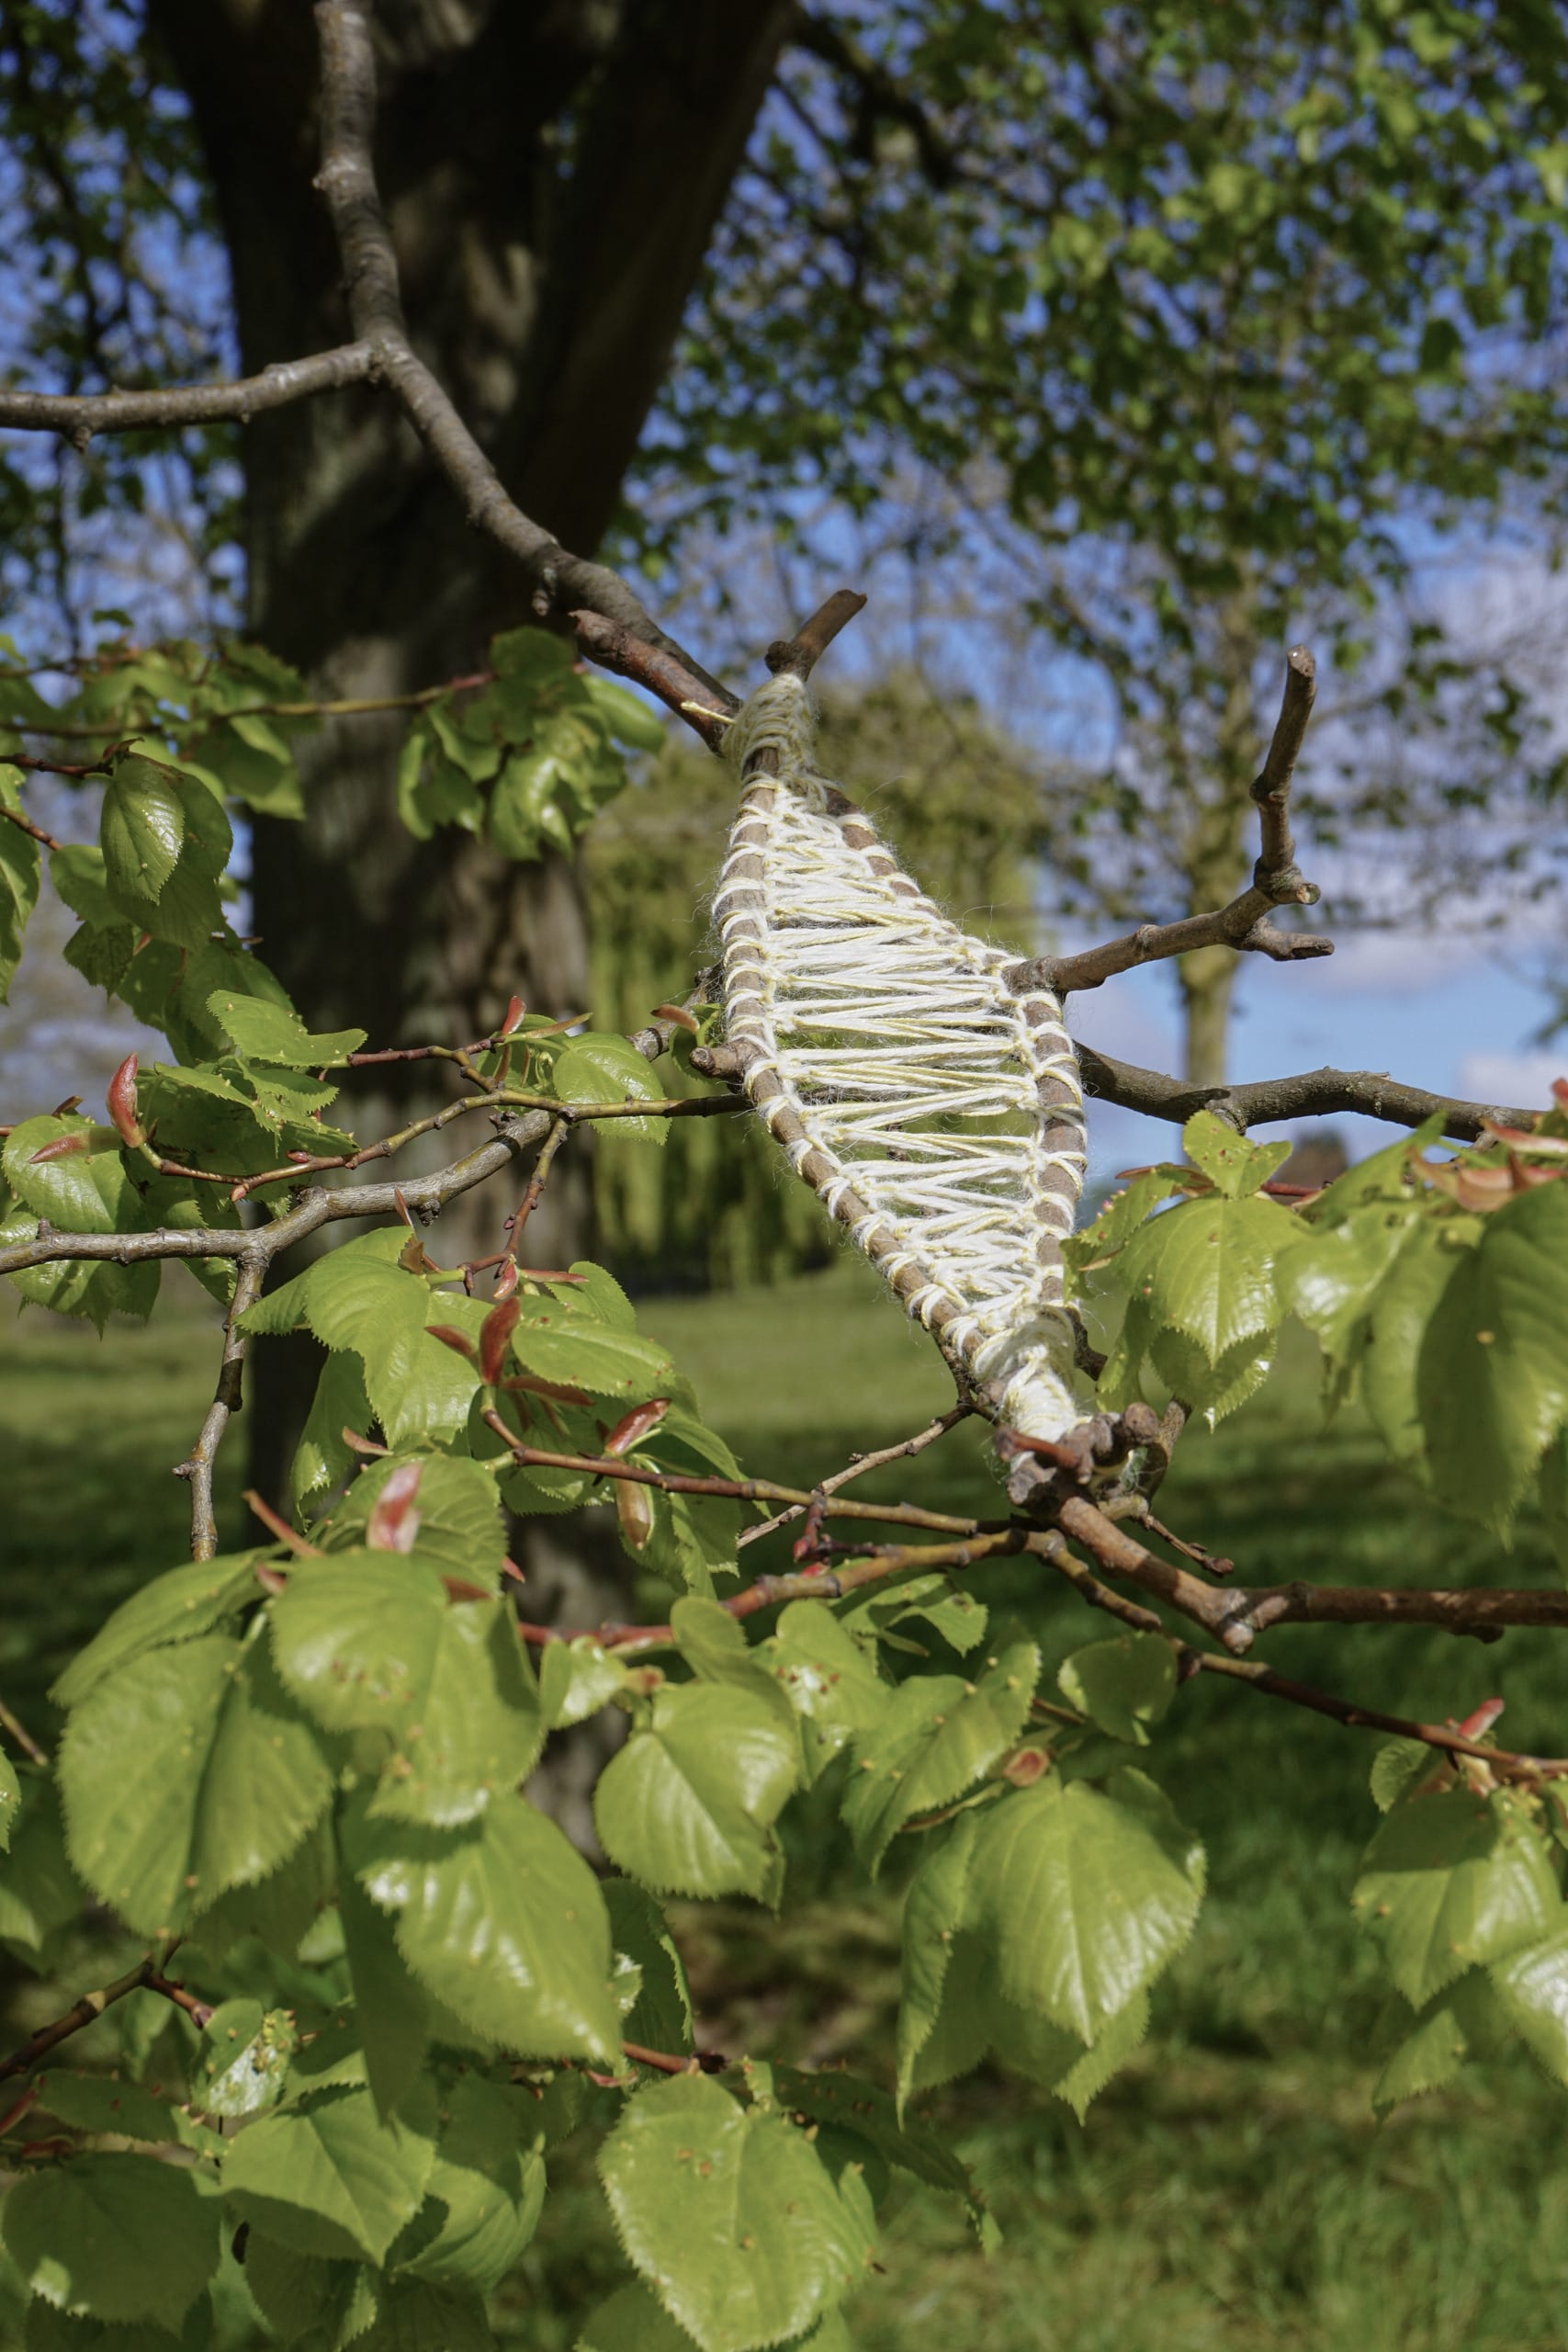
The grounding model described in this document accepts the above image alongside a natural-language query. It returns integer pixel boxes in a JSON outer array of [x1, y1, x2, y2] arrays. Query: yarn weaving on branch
[[715, 672, 1091, 1442]]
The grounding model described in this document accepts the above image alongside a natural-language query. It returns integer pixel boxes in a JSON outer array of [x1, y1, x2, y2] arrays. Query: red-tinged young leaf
[[106, 1052, 145, 1148], [604, 1397, 671, 1456], [428, 1324, 477, 1359], [366, 1459, 424, 1554], [29, 1133, 91, 1161], [616, 1479, 656, 1551], [492, 1259, 519, 1302], [480, 1296, 521, 1384], [500, 993, 525, 1035], [501, 1369, 593, 1407]]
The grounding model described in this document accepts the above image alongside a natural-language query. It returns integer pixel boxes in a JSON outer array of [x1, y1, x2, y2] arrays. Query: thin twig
[[174, 1256, 264, 1561], [0, 1956, 160, 2084], [479, 1415, 991, 1537], [739, 1404, 974, 1548], [0, 1699, 50, 1770], [1010, 648, 1325, 997], [0, 799, 63, 854]]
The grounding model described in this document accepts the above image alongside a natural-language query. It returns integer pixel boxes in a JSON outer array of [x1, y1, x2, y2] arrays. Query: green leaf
[[293, 1351, 377, 1510], [771, 2066, 976, 2211], [840, 1575, 988, 1657], [3, 2155, 220, 2329], [1064, 1169, 1184, 1274], [243, 1233, 479, 1449], [604, 1880, 694, 2059], [0, 1740, 20, 1852], [762, 1602, 889, 1781], [51, 1553, 262, 1710], [0, 1781, 83, 1965], [841, 1638, 1038, 1872], [597, 2073, 875, 2352], [578, 2283, 705, 2352], [584, 675, 667, 752], [1108, 1191, 1297, 1365], [1361, 1222, 1469, 1472], [969, 1770, 1205, 2042], [593, 1683, 800, 1900], [0, 763, 42, 1001], [338, 1868, 432, 2120], [551, 1034, 667, 1146], [239, 2230, 378, 2349], [320, 1453, 508, 1588], [269, 1556, 542, 1825], [100, 763, 231, 949], [1057, 1634, 1176, 1746], [896, 1814, 1151, 2115], [1416, 1182, 1568, 1532], [221, 2084, 437, 2266], [1351, 1789, 1560, 2006], [1370, 1736, 1433, 1815], [59, 1635, 333, 1937], [1371, 1973, 1507, 2115], [35, 2072, 178, 2145], [398, 2074, 545, 2294], [1488, 1917, 1568, 2083], [357, 2279, 496, 2352], [1279, 1200, 1422, 1374], [204, 989, 366, 1068], [503, 1295, 678, 1404], [5, 1117, 142, 1238], [189, 2000, 297, 2119], [539, 1637, 629, 1728], [349, 1796, 622, 2067], [1181, 1110, 1292, 1199], [100, 757, 187, 904]]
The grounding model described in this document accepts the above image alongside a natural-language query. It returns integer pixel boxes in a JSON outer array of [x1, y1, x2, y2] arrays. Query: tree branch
[[1077, 1045, 1539, 1142], [310, 0, 728, 700], [1009, 646, 1327, 997], [0, 344, 377, 444]]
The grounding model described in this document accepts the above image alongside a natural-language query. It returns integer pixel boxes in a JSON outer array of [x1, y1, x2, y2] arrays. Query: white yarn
[[715, 672, 1090, 1442]]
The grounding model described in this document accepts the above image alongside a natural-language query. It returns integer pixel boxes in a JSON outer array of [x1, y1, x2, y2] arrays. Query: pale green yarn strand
[[716, 673, 1091, 1442]]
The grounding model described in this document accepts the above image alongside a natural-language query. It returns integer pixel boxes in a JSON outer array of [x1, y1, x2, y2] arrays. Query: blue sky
[[1068, 928, 1563, 1186]]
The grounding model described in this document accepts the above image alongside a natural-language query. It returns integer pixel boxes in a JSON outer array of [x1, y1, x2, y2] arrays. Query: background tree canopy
[[4, 7, 1568, 2352]]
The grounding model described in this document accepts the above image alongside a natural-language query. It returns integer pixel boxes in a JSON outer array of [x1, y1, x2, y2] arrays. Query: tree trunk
[[1177, 944, 1239, 1091], [148, 0, 792, 1502], [1175, 582, 1264, 1090]]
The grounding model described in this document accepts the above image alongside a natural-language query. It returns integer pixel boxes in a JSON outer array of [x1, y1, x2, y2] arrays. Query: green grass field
[[4, 1260, 1567, 2350]]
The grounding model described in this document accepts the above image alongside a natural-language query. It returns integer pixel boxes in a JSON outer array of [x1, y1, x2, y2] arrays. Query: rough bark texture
[[147, 0, 792, 1506]]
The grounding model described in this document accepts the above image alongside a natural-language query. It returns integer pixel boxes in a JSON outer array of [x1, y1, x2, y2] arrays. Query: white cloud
[[1458, 1048, 1566, 1114]]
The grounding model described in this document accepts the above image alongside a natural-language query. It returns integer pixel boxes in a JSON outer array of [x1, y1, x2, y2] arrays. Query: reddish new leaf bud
[[30, 1132, 91, 1161], [428, 1324, 477, 1360], [1452, 1697, 1505, 1741], [500, 994, 526, 1036], [366, 1459, 424, 1554], [501, 1369, 592, 1408], [603, 1398, 671, 1457], [615, 1478, 656, 1552], [479, 1296, 521, 1385], [106, 1054, 146, 1149], [492, 1258, 520, 1302]]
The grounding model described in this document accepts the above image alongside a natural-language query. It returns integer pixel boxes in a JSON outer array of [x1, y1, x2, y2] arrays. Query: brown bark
[[146, 0, 792, 1497]]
